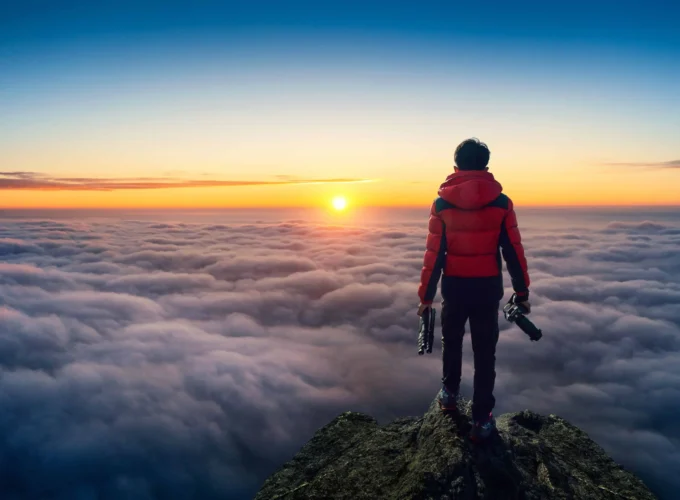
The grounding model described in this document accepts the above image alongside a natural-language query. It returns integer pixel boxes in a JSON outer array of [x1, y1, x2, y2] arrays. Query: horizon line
[[1, 203, 680, 211]]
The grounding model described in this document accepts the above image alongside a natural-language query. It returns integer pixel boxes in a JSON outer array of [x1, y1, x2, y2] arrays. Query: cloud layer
[[0, 209, 679, 499]]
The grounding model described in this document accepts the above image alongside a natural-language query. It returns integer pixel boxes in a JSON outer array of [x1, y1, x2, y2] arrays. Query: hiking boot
[[470, 414, 496, 442], [437, 385, 459, 413]]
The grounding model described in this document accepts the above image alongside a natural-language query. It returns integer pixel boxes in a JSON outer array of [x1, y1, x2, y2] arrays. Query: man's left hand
[[517, 300, 531, 314], [417, 303, 431, 316]]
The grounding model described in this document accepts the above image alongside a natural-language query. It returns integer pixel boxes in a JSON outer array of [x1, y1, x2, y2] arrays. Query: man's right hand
[[417, 303, 431, 316]]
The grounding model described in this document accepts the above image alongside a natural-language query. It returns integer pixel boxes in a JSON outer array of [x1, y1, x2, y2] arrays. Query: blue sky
[[3, 1, 678, 48]]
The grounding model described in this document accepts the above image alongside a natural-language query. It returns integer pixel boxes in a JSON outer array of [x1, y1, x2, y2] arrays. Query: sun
[[332, 196, 348, 211]]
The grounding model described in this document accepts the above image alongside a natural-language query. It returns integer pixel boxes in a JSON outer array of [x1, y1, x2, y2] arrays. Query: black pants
[[441, 297, 500, 421]]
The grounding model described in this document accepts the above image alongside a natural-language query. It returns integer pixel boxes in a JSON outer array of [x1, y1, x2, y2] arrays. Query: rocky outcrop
[[256, 398, 655, 499]]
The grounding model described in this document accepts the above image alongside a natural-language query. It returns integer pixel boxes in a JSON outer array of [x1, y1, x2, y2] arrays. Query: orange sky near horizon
[[1, 163, 679, 209]]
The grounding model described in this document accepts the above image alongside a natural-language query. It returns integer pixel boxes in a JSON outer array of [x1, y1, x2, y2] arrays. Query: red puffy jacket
[[417, 170, 530, 305]]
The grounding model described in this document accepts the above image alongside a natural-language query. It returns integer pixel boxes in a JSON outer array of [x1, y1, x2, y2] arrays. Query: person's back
[[417, 138, 531, 442]]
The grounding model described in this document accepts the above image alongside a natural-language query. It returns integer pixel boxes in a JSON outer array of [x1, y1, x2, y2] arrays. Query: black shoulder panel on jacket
[[434, 197, 457, 213], [486, 193, 509, 210]]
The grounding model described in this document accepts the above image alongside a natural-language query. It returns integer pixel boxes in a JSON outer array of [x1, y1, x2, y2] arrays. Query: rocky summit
[[256, 398, 656, 500]]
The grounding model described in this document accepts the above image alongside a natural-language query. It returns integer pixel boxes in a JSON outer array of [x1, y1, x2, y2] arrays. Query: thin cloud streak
[[0, 172, 373, 191], [603, 160, 680, 168]]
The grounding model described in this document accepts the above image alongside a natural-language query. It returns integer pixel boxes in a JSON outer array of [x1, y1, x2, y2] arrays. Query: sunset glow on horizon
[[2, 165, 679, 209], [332, 196, 348, 211]]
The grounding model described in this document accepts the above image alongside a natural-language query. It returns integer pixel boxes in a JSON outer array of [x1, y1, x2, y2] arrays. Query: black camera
[[503, 295, 542, 341], [417, 307, 436, 355]]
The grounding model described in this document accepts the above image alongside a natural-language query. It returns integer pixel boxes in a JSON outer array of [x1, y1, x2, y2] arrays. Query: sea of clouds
[[0, 208, 679, 499]]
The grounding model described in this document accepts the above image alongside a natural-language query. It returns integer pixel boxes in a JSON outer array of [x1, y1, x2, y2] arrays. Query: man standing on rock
[[417, 138, 531, 442]]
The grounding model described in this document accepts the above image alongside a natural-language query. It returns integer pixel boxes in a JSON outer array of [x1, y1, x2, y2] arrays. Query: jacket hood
[[438, 171, 503, 210]]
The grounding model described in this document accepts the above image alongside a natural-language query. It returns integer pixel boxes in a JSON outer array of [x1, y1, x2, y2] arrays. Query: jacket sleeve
[[418, 201, 447, 305], [499, 199, 531, 298]]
